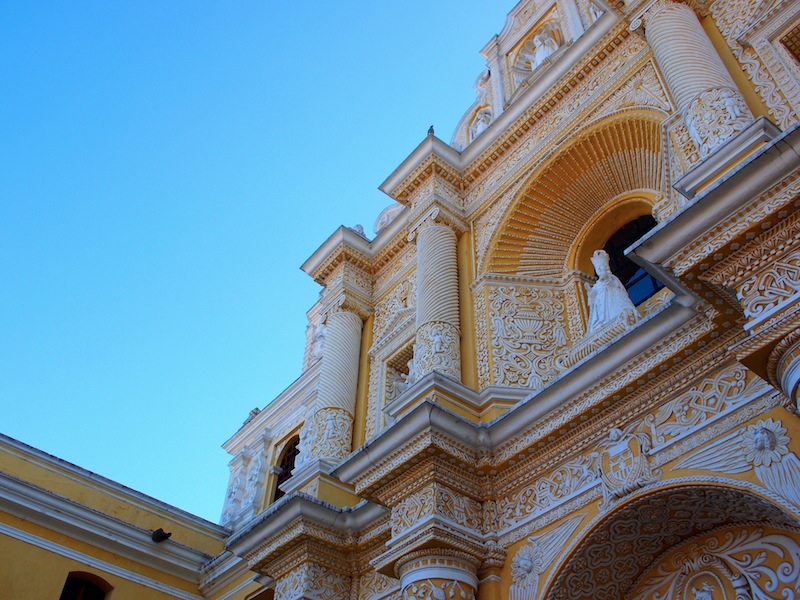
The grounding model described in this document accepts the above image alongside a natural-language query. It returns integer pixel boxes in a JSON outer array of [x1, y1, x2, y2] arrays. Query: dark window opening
[[59, 573, 110, 600], [603, 214, 664, 306], [273, 435, 300, 502]]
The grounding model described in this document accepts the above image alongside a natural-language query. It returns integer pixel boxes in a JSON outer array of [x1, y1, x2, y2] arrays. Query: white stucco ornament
[[585, 249, 639, 335]]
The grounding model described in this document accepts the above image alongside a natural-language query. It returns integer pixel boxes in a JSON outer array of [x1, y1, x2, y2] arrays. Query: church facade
[[4, 0, 800, 598]]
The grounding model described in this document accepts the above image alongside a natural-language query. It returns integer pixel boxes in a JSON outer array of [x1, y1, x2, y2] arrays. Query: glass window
[[602, 214, 663, 306]]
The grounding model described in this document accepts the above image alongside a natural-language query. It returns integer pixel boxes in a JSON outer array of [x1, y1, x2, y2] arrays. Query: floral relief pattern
[[488, 285, 569, 388]]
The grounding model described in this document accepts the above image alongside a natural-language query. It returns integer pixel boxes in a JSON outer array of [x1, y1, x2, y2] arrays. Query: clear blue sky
[[1, 1, 509, 522]]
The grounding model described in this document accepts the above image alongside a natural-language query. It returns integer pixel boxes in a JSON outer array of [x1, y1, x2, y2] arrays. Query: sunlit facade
[[4, 0, 800, 598]]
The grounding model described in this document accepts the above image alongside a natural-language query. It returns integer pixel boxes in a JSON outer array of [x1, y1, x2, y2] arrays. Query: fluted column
[[298, 306, 362, 466], [412, 211, 461, 381], [643, 1, 753, 157], [397, 551, 478, 600]]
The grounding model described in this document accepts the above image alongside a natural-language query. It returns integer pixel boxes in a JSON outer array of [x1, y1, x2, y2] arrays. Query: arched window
[[272, 435, 300, 503], [603, 214, 664, 305], [59, 572, 111, 600]]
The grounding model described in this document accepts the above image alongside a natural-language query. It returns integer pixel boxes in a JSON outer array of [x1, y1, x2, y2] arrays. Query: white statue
[[590, 2, 604, 22], [584, 249, 639, 335], [469, 109, 492, 140], [531, 32, 558, 68]]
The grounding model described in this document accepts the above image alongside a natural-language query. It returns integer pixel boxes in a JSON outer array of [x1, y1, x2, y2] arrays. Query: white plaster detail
[[584, 249, 639, 336], [675, 418, 800, 509], [510, 513, 585, 599]]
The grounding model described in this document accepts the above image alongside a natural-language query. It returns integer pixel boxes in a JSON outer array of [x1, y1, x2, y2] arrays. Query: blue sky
[[1, 1, 509, 522]]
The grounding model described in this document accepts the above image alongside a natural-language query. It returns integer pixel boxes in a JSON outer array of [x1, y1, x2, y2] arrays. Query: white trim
[[0, 472, 212, 581], [0, 522, 204, 600]]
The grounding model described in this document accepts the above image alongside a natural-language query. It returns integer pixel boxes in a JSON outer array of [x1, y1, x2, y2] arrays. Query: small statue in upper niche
[[531, 32, 559, 68], [469, 109, 492, 140], [584, 249, 639, 335]]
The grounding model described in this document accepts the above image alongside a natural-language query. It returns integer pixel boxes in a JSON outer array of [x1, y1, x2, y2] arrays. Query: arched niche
[[541, 482, 800, 600], [568, 191, 656, 276], [484, 109, 665, 279]]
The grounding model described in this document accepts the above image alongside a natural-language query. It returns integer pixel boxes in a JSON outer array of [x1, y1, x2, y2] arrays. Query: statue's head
[[590, 249, 612, 277]]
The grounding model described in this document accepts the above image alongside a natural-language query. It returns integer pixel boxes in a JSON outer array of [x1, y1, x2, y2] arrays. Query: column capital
[[408, 199, 467, 240]]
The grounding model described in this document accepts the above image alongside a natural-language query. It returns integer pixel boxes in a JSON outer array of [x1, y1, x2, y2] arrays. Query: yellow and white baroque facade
[[5, 0, 800, 598]]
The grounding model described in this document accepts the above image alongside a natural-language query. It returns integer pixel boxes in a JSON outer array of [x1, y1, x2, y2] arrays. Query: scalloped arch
[[483, 109, 665, 278]]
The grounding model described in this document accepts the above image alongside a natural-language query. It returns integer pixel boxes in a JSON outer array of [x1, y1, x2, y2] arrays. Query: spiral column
[[644, 1, 752, 157], [298, 306, 362, 466], [412, 214, 461, 382]]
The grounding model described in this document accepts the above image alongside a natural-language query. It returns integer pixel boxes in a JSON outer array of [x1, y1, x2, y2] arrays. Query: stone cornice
[[0, 470, 215, 583], [336, 296, 703, 492], [630, 120, 800, 273], [378, 135, 463, 202], [225, 493, 387, 566], [301, 225, 373, 285]]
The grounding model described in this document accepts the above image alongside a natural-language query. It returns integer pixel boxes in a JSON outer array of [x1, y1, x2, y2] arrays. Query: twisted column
[[644, 1, 752, 157], [298, 306, 362, 465], [412, 214, 461, 381]]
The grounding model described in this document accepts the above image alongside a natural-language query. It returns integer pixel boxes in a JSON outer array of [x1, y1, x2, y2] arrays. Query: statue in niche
[[531, 31, 559, 68], [584, 249, 639, 335], [469, 109, 492, 140], [590, 2, 604, 22]]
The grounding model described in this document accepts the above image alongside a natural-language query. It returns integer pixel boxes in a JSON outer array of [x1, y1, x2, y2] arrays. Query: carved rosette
[[644, 0, 753, 157], [397, 551, 479, 600], [413, 214, 461, 381], [413, 321, 461, 381]]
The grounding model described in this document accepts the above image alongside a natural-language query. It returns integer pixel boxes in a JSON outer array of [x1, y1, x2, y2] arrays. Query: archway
[[543, 483, 800, 599], [484, 110, 665, 278]]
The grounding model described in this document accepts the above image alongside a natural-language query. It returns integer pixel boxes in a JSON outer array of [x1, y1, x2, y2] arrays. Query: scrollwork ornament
[[683, 87, 751, 157], [414, 321, 460, 380]]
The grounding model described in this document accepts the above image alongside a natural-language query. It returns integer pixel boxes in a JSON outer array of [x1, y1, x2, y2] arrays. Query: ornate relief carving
[[710, 0, 796, 127], [683, 87, 752, 157], [630, 526, 800, 600], [585, 61, 672, 121], [548, 486, 798, 600], [467, 33, 649, 218], [414, 321, 460, 380], [494, 455, 596, 531], [675, 418, 800, 509], [594, 427, 660, 508], [275, 562, 351, 600], [473, 282, 490, 389], [640, 363, 771, 447], [510, 513, 585, 599], [738, 248, 800, 323], [392, 483, 482, 536], [402, 579, 475, 600], [357, 570, 400, 600], [373, 278, 415, 343], [667, 173, 800, 275], [488, 285, 569, 388], [297, 407, 353, 466]]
